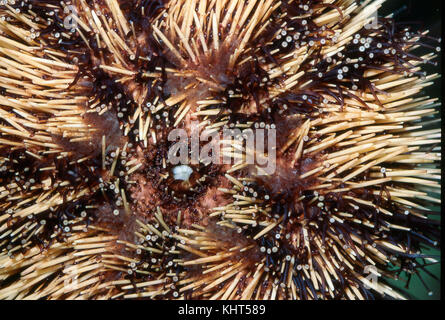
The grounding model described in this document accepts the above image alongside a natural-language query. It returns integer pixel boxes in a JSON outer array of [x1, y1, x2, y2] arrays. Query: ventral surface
[[0, 0, 441, 300]]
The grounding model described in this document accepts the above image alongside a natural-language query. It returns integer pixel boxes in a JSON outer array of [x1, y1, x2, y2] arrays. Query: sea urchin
[[0, 0, 441, 300]]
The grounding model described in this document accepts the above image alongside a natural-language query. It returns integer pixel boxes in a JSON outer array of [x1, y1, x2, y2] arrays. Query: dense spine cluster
[[0, 0, 441, 299]]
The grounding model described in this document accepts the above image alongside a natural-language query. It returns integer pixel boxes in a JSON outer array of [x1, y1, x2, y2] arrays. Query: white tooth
[[172, 165, 193, 181]]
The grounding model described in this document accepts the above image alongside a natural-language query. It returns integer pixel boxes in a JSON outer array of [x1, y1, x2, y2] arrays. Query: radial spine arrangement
[[0, 0, 441, 300]]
